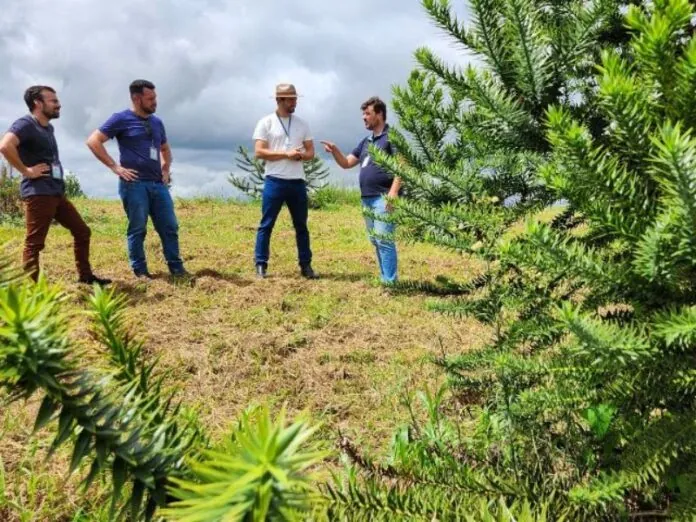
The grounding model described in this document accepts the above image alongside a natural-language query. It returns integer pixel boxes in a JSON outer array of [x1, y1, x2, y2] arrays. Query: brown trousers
[[23, 195, 92, 281]]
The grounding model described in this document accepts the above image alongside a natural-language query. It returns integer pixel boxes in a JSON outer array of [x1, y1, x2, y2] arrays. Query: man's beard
[[143, 106, 156, 115], [44, 108, 60, 120]]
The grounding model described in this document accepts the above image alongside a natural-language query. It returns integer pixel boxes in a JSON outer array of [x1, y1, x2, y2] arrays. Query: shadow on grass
[[312, 271, 373, 283], [193, 268, 254, 287], [383, 275, 486, 297]]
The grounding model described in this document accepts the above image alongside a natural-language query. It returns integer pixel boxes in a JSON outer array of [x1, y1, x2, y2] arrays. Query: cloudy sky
[[0, 0, 470, 198]]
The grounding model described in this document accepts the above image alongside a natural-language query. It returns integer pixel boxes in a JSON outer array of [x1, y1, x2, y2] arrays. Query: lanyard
[[142, 117, 155, 147], [277, 114, 292, 139]]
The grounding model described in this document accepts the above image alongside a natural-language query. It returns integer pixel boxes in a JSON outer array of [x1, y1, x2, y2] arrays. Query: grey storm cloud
[[0, 0, 470, 198]]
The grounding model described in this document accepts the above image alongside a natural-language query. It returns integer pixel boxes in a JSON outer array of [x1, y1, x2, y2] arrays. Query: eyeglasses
[[142, 119, 153, 139]]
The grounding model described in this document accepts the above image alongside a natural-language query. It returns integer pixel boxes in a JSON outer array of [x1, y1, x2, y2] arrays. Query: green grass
[[0, 197, 485, 521]]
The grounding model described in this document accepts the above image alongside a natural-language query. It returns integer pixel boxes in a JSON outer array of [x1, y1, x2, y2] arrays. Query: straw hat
[[274, 83, 301, 98]]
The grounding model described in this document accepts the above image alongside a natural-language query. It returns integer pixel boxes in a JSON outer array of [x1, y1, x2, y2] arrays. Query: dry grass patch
[[0, 198, 487, 520]]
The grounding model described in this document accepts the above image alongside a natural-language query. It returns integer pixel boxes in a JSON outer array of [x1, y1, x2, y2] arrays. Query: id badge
[[149, 146, 159, 161], [51, 163, 64, 180], [362, 155, 371, 168], [284, 137, 291, 150]]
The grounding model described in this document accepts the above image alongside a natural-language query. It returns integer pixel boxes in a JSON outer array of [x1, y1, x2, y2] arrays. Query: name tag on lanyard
[[51, 163, 64, 180], [150, 146, 159, 161], [40, 121, 63, 179]]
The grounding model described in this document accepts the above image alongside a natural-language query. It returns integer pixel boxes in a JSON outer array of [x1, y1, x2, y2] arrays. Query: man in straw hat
[[251, 83, 318, 279]]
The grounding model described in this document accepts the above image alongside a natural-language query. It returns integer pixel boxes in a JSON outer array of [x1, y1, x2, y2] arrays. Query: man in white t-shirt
[[252, 83, 317, 279]]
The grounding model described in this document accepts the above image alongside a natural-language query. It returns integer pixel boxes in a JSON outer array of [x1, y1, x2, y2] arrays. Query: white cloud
[[0, 0, 473, 198]]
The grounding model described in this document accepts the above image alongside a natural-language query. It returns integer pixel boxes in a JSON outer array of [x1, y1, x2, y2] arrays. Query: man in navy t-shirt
[[86, 79, 187, 279], [321, 97, 402, 283], [0, 85, 110, 285]]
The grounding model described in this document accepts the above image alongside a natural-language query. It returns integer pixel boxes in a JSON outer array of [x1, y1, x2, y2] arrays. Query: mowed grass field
[[0, 196, 487, 521]]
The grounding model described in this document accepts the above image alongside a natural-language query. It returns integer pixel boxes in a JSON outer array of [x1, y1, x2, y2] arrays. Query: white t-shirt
[[252, 113, 313, 180]]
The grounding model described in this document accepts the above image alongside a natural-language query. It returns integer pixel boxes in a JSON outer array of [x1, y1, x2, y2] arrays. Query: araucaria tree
[[340, 0, 696, 519], [229, 145, 330, 199]]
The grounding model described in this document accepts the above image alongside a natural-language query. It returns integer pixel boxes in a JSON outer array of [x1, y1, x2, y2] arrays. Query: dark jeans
[[254, 176, 312, 267], [23, 195, 92, 281], [118, 179, 184, 275]]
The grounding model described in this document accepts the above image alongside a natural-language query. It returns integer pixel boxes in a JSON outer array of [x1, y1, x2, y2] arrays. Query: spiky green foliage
[[343, 1, 639, 516], [298, 157, 330, 194], [0, 278, 203, 520], [0, 272, 328, 520], [163, 406, 327, 522], [339, 0, 696, 519], [379, 0, 641, 398], [88, 286, 209, 450], [504, 2, 696, 515], [228, 145, 330, 200], [325, 477, 551, 522], [377, 0, 636, 304], [89, 286, 159, 393], [228, 146, 268, 199], [323, 389, 555, 521]]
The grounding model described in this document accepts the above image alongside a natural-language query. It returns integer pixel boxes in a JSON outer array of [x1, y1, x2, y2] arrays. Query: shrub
[[64, 171, 86, 199], [308, 186, 361, 210], [0, 162, 22, 223]]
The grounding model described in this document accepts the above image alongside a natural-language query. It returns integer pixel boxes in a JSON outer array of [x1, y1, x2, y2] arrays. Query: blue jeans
[[362, 195, 397, 283], [118, 179, 185, 275], [254, 176, 312, 267]]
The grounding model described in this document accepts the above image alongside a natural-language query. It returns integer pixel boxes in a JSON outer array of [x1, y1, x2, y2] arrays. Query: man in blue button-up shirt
[[321, 96, 402, 283], [86, 80, 187, 280]]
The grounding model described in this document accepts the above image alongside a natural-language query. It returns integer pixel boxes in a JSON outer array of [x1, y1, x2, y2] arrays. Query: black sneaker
[[256, 263, 267, 279], [171, 270, 194, 281], [78, 275, 112, 286], [300, 265, 319, 279], [134, 271, 154, 280]]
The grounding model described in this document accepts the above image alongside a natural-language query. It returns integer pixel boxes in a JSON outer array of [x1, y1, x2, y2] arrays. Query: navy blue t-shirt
[[99, 110, 167, 182], [351, 125, 397, 197], [8, 115, 65, 198]]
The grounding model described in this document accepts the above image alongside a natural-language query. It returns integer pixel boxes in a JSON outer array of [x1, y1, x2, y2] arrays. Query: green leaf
[[111, 457, 128, 514], [33, 395, 60, 432], [583, 404, 616, 439], [69, 429, 93, 474], [47, 407, 75, 459], [95, 437, 108, 468], [82, 459, 101, 491], [130, 480, 145, 520]]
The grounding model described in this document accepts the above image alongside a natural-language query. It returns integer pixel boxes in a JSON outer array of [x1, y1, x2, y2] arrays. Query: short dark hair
[[129, 79, 156, 96], [361, 96, 387, 121], [24, 85, 55, 111]]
